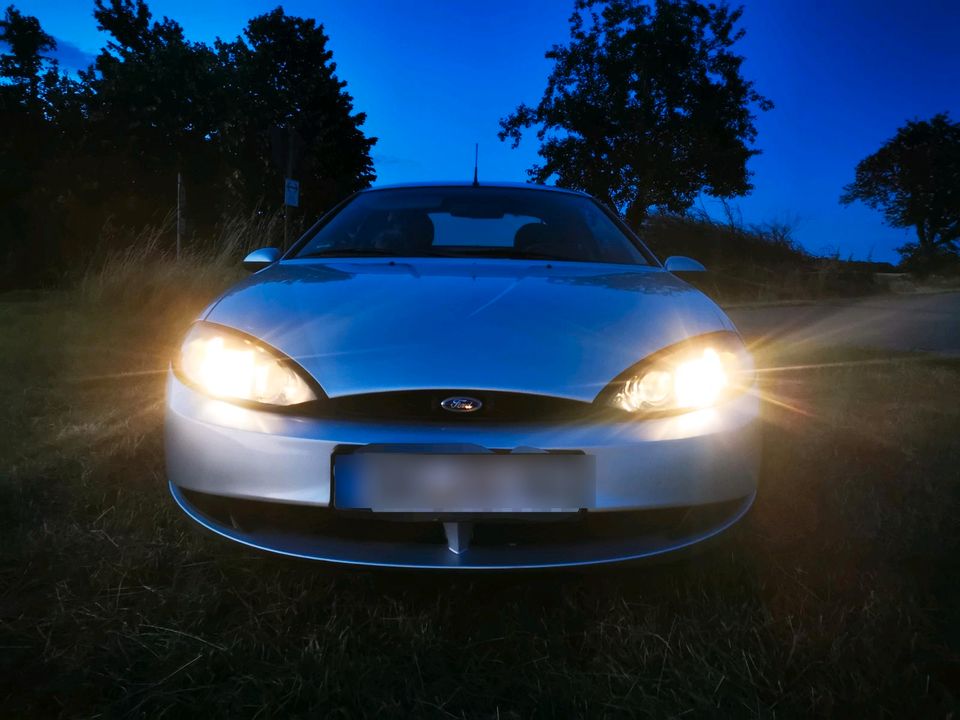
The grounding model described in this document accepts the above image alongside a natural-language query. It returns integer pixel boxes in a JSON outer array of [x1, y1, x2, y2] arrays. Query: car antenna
[[472, 143, 479, 187]]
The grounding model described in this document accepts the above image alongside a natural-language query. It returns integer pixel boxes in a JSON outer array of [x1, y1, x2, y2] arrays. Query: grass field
[[1, 278, 958, 717]]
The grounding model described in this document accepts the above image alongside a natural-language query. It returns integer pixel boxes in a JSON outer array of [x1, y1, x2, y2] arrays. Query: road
[[727, 292, 960, 356]]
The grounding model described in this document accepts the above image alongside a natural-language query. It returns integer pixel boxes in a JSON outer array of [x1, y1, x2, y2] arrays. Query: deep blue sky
[[16, 0, 960, 262]]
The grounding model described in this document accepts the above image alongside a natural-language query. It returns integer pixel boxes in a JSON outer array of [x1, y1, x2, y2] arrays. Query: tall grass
[[78, 210, 282, 325]]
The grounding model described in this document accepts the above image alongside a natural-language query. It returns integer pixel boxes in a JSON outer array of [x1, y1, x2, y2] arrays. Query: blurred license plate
[[334, 452, 595, 512]]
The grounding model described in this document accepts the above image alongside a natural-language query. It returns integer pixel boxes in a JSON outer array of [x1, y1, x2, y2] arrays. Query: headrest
[[514, 222, 551, 251]]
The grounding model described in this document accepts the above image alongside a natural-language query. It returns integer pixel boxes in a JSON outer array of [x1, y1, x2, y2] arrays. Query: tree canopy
[[0, 2, 376, 287], [499, 0, 772, 227], [0, 4, 54, 96], [215, 8, 376, 214], [841, 113, 960, 269]]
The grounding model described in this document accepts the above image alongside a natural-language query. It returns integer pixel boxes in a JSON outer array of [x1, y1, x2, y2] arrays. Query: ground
[[1, 289, 958, 718]]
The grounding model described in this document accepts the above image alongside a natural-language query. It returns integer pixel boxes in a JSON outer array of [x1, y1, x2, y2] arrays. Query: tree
[[841, 114, 960, 269], [0, 4, 54, 106], [216, 8, 376, 218], [81, 0, 225, 230], [499, 0, 772, 226]]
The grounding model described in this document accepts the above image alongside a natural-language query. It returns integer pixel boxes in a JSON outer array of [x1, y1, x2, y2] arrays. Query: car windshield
[[293, 187, 653, 265]]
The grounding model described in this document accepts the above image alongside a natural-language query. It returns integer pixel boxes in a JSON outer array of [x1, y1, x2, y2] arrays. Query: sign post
[[273, 125, 305, 249], [176, 171, 182, 260]]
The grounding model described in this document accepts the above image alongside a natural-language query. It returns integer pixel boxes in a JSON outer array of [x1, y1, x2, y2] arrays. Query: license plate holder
[[333, 450, 596, 513]]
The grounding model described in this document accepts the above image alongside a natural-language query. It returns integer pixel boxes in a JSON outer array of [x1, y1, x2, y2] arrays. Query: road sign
[[284, 178, 300, 207]]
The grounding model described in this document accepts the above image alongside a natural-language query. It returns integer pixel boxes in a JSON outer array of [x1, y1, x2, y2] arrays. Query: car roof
[[360, 181, 592, 198]]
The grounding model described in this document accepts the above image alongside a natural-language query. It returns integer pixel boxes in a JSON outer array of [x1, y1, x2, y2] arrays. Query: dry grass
[[0, 252, 958, 718], [77, 211, 280, 323]]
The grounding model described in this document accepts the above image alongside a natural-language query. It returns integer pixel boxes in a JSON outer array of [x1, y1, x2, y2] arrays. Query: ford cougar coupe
[[166, 182, 760, 568]]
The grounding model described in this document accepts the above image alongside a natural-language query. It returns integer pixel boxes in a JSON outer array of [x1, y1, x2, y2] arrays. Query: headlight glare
[[674, 347, 728, 408], [609, 335, 750, 415], [179, 324, 316, 406]]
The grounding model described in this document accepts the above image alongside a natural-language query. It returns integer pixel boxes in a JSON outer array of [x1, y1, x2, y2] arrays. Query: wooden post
[[176, 171, 182, 260]]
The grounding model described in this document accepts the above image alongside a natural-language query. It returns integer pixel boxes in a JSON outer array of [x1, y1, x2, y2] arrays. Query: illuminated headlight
[[178, 323, 316, 406], [608, 334, 753, 414]]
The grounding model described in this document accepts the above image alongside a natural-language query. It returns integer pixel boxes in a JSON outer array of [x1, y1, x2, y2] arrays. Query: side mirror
[[243, 247, 281, 272], [664, 256, 706, 273]]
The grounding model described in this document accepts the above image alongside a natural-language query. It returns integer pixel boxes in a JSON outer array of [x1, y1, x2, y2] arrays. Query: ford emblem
[[440, 396, 483, 413]]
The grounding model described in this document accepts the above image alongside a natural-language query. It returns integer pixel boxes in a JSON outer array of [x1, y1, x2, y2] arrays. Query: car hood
[[203, 259, 735, 401]]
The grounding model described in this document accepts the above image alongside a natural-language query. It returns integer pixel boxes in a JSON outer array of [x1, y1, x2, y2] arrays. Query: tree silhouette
[[841, 113, 960, 269], [81, 0, 225, 230], [215, 7, 376, 217], [0, 4, 54, 105], [499, 0, 772, 227]]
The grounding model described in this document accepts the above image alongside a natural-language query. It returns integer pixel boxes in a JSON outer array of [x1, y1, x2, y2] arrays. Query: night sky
[[15, 0, 960, 262]]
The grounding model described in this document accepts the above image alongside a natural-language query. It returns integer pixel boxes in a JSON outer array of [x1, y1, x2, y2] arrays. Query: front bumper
[[165, 372, 760, 568]]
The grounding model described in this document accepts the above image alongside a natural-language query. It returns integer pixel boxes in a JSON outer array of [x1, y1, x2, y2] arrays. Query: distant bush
[[641, 210, 884, 303], [643, 209, 807, 266]]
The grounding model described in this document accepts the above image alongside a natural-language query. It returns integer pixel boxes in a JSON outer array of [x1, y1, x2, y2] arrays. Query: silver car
[[166, 182, 759, 569]]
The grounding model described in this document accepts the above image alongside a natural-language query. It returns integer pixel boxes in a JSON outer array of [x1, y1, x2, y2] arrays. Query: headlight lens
[[178, 323, 316, 406], [608, 334, 753, 414]]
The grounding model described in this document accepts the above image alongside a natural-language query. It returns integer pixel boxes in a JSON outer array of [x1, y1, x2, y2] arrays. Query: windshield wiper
[[439, 248, 577, 262], [502, 250, 577, 261], [299, 248, 400, 258]]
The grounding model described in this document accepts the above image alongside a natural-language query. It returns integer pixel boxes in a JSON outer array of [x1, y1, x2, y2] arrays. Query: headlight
[[605, 333, 753, 415], [177, 323, 316, 406]]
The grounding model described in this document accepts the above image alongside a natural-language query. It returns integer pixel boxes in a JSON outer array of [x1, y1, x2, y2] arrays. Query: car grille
[[309, 390, 608, 424]]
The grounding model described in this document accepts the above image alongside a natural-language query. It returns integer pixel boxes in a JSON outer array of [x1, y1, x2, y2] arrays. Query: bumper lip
[[169, 481, 756, 570]]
